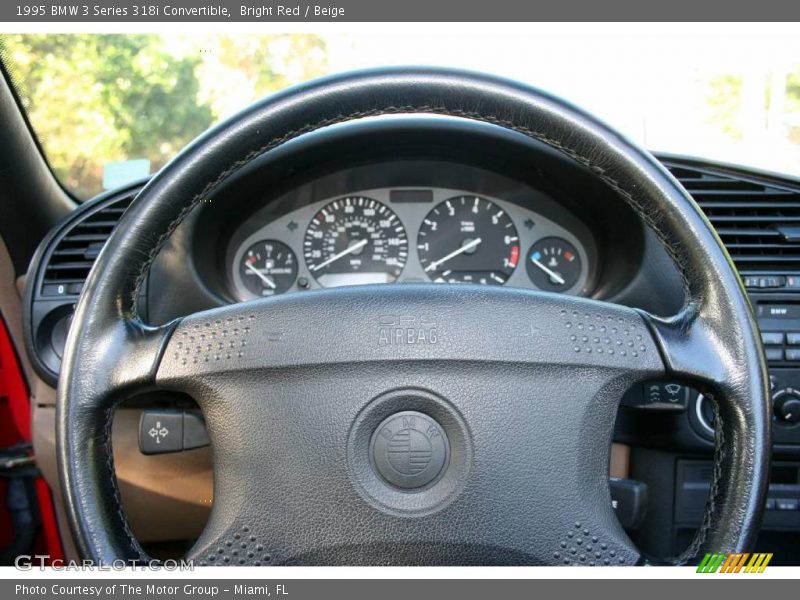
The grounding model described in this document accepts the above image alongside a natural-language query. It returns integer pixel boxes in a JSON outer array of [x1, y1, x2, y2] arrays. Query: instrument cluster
[[229, 187, 591, 301]]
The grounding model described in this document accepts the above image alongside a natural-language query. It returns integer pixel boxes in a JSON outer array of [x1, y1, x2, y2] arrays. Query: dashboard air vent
[[41, 194, 134, 296], [663, 161, 800, 274]]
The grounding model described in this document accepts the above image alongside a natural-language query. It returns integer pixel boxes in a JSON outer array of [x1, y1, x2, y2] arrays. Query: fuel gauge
[[526, 237, 582, 292], [238, 240, 298, 298]]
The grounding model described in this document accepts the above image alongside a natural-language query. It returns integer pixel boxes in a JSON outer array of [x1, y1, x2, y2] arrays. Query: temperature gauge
[[526, 237, 582, 292], [238, 240, 298, 298]]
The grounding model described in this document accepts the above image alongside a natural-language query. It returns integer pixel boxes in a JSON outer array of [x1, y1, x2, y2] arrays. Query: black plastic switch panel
[[139, 410, 183, 455]]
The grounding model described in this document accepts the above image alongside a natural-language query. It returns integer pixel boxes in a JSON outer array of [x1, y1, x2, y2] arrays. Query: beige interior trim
[[33, 404, 213, 549], [610, 443, 630, 479], [32, 405, 79, 559], [113, 409, 212, 542]]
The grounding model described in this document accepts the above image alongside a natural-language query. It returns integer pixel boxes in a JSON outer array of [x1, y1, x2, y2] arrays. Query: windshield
[[2, 28, 800, 199]]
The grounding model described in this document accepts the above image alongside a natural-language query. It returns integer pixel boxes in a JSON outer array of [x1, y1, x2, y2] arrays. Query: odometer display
[[417, 196, 520, 285], [303, 196, 408, 288]]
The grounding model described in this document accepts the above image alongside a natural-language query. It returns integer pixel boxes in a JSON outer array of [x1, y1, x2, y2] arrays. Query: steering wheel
[[57, 68, 770, 566]]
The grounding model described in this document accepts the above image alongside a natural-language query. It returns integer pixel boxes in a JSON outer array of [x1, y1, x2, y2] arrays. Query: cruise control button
[[775, 498, 798, 511], [139, 411, 183, 455]]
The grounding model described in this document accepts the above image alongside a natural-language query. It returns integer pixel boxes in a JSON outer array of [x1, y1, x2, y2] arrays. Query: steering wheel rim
[[57, 67, 771, 566]]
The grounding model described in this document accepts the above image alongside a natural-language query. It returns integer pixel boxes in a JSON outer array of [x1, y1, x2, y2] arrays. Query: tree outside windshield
[[1, 29, 799, 200]]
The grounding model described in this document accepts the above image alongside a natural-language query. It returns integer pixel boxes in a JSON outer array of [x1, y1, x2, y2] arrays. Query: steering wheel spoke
[[641, 307, 740, 389], [93, 321, 175, 404], [157, 286, 665, 385]]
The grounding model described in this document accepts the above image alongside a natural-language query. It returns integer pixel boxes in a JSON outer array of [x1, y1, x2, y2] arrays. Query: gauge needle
[[311, 238, 368, 272], [245, 262, 276, 289], [530, 256, 566, 285], [425, 238, 482, 272]]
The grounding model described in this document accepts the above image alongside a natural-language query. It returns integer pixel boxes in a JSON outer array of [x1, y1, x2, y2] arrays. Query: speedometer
[[303, 196, 408, 288]]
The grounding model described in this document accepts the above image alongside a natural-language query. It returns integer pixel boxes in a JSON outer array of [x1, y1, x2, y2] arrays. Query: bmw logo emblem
[[370, 411, 450, 489]]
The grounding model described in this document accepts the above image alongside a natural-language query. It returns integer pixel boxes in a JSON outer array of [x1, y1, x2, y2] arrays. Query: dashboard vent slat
[[663, 161, 800, 274], [61, 233, 114, 243], [41, 195, 135, 291], [699, 201, 800, 209]]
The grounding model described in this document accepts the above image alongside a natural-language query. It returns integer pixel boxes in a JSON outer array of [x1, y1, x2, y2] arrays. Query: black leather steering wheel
[[57, 68, 771, 566]]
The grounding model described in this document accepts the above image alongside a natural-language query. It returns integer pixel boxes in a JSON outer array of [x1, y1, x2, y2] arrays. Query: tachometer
[[238, 240, 298, 297], [303, 196, 408, 287], [417, 195, 520, 284]]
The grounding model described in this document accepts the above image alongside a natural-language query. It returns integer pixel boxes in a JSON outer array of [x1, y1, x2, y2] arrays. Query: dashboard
[[21, 113, 800, 561], [228, 186, 590, 301]]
